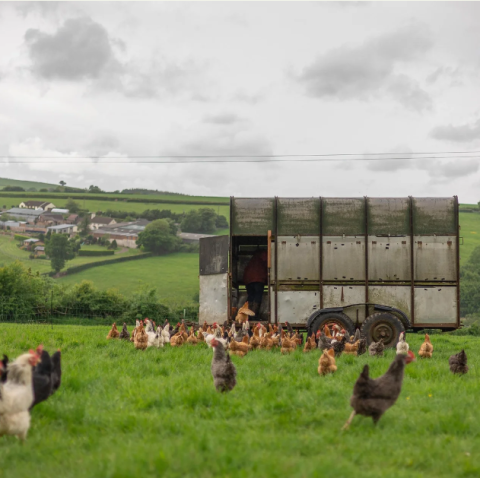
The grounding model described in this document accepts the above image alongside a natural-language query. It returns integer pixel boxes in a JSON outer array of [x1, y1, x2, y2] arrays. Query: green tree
[[181, 208, 217, 234], [109, 239, 118, 250], [59, 180, 66, 187], [215, 214, 229, 228], [88, 185, 103, 193], [45, 234, 75, 272], [65, 198, 81, 214], [79, 215, 91, 237], [136, 219, 181, 254]]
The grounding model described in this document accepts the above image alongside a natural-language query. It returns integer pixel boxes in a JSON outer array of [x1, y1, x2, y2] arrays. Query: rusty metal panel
[[368, 238, 411, 281], [414, 287, 457, 324], [413, 198, 456, 235], [199, 235, 229, 275], [199, 274, 228, 324], [271, 290, 320, 324], [322, 237, 365, 280], [276, 236, 320, 281], [232, 198, 275, 235], [322, 198, 365, 235], [369, 286, 412, 320], [277, 198, 320, 235], [414, 236, 456, 281], [367, 198, 410, 235]]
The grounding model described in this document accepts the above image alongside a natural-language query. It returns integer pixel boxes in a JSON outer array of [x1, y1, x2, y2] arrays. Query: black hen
[[119, 323, 130, 340], [0, 354, 9, 383], [449, 350, 468, 375], [343, 351, 416, 430], [51, 350, 62, 393], [31, 350, 54, 409], [211, 338, 237, 393], [357, 338, 367, 356], [332, 336, 347, 357]]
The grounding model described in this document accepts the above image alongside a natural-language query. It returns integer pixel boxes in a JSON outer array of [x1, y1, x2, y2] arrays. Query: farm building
[[90, 215, 117, 230], [47, 224, 77, 235], [179, 232, 215, 243], [19, 201, 55, 211], [51, 208, 69, 214], [93, 219, 149, 248], [34, 246, 45, 256], [3, 208, 44, 224]]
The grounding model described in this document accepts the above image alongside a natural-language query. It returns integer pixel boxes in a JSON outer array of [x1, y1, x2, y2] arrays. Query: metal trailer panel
[[369, 285, 412, 320], [322, 198, 366, 235], [413, 198, 456, 235], [199, 236, 229, 275], [271, 289, 320, 324], [368, 238, 411, 281], [274, 236, 320, 281], [323, 285, 366, 324], [414, 287, 457, 324], [199, 274, 228, 324], [232, 198, 275, 235], [367, 198, 410, 235], [277, 198, 320, 236], [414, 236, 457, 281], [322, 236, 366, 280]]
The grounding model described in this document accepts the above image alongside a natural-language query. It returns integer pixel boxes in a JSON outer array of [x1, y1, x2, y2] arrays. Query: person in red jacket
[[243, 249, 268, 317]]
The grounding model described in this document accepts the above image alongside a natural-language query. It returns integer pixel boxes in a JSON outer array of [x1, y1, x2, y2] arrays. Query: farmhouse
[[39, 213, 66, 226], [19, 201, 55, 211], [66, 214, 81, 224], [34, 246, 45, 256], [47, 224, 77, 235]]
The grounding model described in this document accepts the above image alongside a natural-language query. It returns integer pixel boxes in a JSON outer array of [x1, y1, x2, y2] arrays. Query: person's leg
[[251, 282, 265, 317], [246, 282, 255, 305]]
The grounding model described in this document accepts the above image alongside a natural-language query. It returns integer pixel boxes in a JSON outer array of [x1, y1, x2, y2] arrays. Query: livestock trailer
[[199, 197, 460, 346]]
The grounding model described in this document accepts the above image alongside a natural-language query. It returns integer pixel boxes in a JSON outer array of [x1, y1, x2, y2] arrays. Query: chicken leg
[[341, 411, 356, 431]]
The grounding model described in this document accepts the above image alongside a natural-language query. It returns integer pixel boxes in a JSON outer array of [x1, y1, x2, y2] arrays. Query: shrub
[[14, 234, 30, 241], [78, 250, 115, 257]]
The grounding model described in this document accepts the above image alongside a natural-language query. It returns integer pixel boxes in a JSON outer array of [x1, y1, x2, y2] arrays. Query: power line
[[2, 150, 480, 164]]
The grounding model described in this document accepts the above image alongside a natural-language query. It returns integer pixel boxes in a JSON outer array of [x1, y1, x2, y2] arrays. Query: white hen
[[396, 332, 409, 355]]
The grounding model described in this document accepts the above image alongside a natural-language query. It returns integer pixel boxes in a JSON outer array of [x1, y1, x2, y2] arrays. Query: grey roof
[[91, 216, 115, 225], [51, 208, 69, 214], [5, 208, 44, 217], [178, 232, 216, 241], [47, 224, 75, 231], [22, 201, 52, 207], [24, 238, 39, 243], [96, 219, 149, 235], [35, 246, 45, 251]]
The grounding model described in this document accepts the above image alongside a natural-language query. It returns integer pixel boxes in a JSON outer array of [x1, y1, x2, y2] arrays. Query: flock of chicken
[[0, 346, 62, 441], [106, 304, 469, 430]]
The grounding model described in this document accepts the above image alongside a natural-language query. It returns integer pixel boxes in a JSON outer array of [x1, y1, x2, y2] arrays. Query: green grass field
[[459, 212, 480, 264], [0, 325, 478, 478], [0, 195, 230, 218], [0, 177, 60, 191], [56, 253, 199, 305], [0, 234, 145, 274]]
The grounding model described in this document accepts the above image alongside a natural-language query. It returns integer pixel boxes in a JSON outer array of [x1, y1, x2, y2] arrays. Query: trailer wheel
[[308, 312, 355, 338], [361, 312, 404, 348]]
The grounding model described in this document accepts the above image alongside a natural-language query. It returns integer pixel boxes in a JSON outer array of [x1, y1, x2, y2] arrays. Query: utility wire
[[2, 150, 480, 163]]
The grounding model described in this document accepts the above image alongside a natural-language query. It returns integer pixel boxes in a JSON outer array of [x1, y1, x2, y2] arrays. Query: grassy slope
[[0, 326, 478, 478], [0, 195, 230, 218], [0, 235, 144, 274], [56, 253, 199, 305], [459, 212, 480, 264], [0, 178, 60, 191]]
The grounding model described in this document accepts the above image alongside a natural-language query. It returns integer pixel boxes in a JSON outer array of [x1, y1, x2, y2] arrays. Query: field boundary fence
[[0, 293, 199, 326]]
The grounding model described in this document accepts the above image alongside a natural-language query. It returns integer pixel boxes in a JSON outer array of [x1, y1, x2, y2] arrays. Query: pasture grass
[[459, 212, 480, 264], [0, 235, 145, 274], [56, 253, 200, 304], [0, 325, 478, 478]]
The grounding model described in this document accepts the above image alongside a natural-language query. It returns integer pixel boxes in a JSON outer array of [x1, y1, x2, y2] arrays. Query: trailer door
[[199, 235, 229, 324]]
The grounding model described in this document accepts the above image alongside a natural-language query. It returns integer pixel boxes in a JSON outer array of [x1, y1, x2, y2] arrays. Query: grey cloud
[[296, 24, 432, 109], [203, 113, 245, 125], [430, 119, 480, 143], [85, 134, 121, 156], [421, 160, 479, 179], [366, 147, 414, 172], [387, 75, 432, 112], [426, 66, 463, 86], [15, 2, 62, 18], [25, 17, 119, 80]]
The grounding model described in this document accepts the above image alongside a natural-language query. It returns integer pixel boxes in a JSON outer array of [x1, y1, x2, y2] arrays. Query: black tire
[[308, 312, 355, 338], [361, 312, 405, 348]]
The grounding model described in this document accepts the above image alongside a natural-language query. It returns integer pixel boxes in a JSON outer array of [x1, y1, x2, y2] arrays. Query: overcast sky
[[1, 1, 480, 202]]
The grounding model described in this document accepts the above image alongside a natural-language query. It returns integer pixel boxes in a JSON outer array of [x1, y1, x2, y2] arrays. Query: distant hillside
[[0, 177, 62, 191]]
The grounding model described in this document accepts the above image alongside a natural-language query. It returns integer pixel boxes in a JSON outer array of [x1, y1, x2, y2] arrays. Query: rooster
[[31, 347, 54, 409], [418, 333, 434, 358], [449, 350, 468, 375], [119, 323, 130, 340], [0, 349, 41, 440], [235, 302, 256, 323], [106, 322, 120, 340], [210, 338, 237, 392], [318, 348, 337, 376], [342, 350, 416, 430]]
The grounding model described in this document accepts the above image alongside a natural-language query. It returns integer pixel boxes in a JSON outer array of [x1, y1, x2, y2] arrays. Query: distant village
[[0, 201, 214, 251]]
